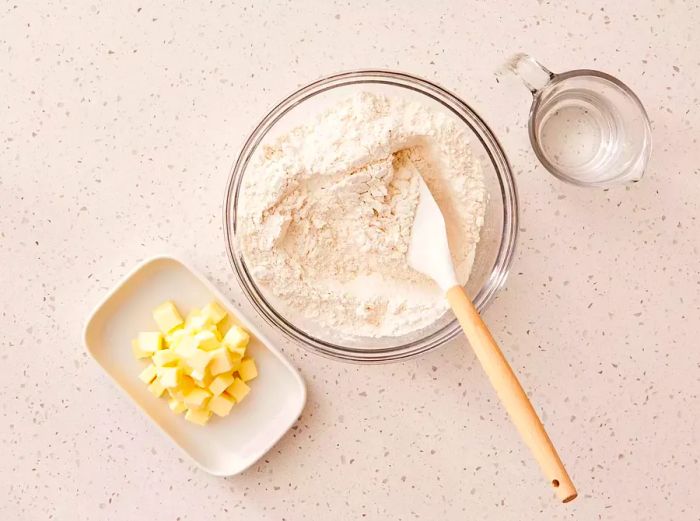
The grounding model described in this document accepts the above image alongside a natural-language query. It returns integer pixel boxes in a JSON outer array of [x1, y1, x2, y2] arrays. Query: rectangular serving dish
[[83, 255, 306, 476]]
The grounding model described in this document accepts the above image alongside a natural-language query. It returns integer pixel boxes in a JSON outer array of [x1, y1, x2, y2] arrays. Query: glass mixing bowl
[[223, 70, 518, 363]]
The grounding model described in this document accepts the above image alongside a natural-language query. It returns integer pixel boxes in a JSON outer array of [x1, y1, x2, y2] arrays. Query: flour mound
[[239, 92, 486, 339]]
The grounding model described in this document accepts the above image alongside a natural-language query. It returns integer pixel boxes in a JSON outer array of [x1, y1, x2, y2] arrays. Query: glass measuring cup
[[510, 54, 652, 187]]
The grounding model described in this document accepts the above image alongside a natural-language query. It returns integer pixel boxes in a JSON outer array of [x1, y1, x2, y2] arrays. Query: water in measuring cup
[[535, 89, 623, 184], [511, 53, 651, 186]]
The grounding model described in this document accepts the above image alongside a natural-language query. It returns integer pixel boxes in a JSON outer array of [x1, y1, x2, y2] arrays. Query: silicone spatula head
[[403, 158, 458, 292]]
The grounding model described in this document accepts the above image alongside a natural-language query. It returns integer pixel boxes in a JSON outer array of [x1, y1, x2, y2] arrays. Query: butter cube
[[223, 325, 249, 356], [152, 349, 179, 367], [147, 379, 165, 398], [207, 324, 223, 341], [188, 368, 205, 381], [208, 393, 235, 417], [157, 366, 181, 389], [209, 373, 235, 396], [168, 398, 186, 414], [237, 357, 258, 382], [166, 328, 187, 348], [230, 354, 243, 373], [183, 387, 211, 409], [185, 308, 202, 324], [226, 378, 250, 403], [169, 376, 195, 400], [186, 349, 214, 373], [185, 310, 210, 332], [201, 302, 227, 324], [185, 408, 211, 426], [173, 336, 197, 359], [194, 330, 219, 351], [138, 363, 157, 384], [131, 339, 150, 359], [152, 301, 184, 333], [137, 331, 163, 353], [209, 348, 234, 376], [192, 371, 213, 388]]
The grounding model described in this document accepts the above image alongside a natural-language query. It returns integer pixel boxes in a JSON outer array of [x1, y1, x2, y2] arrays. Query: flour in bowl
[[238, 92, 486, 338]]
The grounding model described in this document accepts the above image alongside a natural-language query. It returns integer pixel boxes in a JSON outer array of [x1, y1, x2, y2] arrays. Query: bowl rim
[[223, 69, 518, 363]]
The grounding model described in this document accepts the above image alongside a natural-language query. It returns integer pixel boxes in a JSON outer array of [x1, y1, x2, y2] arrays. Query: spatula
[[404, 158, 577, 503]]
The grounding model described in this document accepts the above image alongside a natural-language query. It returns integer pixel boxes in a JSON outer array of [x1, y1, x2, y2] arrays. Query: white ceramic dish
[[83, 255, 306, 476]]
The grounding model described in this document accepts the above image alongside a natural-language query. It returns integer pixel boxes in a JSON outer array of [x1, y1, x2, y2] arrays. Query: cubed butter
[[183, 387, 211, 409], [186, 349, 214, 373], [173, 336, 197, 359], [185, 311, 210, 332], [226, 378, 250, 403], [131, 339, 150, 359], [138, 363, 157, 384], [237, 357, 258, 382], [168, 398, 186, 414], [193, 330, 220, 351], [224, 325, 250, 347], [209, 373, 235, 396], [157, 366, 181, 388], [166, 328, 187, 348], [152, 349, 179, 367], [209, 348, 234, 376], [188, 368, 206, 382], [169, 376, 195, 400], [208, 394, 235, 417], [207, 324, 223, 342], [152, 300, 184, 333], [185, 308, 200, 321], [223, 325, 249, 353], [192, 371, 213, 388], [137, 331, 163, 353], [147, 379, 165, 398], [133, 301, 256, 425], [185, 408, 211, 426], [201, 301, 227, 324], [229, 354, 243, 373]]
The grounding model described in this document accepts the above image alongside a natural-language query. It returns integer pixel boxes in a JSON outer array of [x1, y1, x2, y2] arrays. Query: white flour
[[239, 92, 486, 338]]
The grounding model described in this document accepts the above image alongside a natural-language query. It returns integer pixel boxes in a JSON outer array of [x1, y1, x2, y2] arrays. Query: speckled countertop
[[2, 1, 699, 519]]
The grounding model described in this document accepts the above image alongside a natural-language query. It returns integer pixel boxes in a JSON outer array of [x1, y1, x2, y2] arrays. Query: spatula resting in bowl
[[403, 158, 577, 503]]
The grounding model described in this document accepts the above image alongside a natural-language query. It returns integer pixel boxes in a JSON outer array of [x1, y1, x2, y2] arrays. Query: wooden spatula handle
[[446, 285, 577, 503]]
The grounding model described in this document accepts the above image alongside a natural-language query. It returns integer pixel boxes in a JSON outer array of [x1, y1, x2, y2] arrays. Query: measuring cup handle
[[509, 54, 555, 94]]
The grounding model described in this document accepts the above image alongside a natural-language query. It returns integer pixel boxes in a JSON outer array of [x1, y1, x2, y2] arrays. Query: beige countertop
[[2, 1, 698, 519]]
